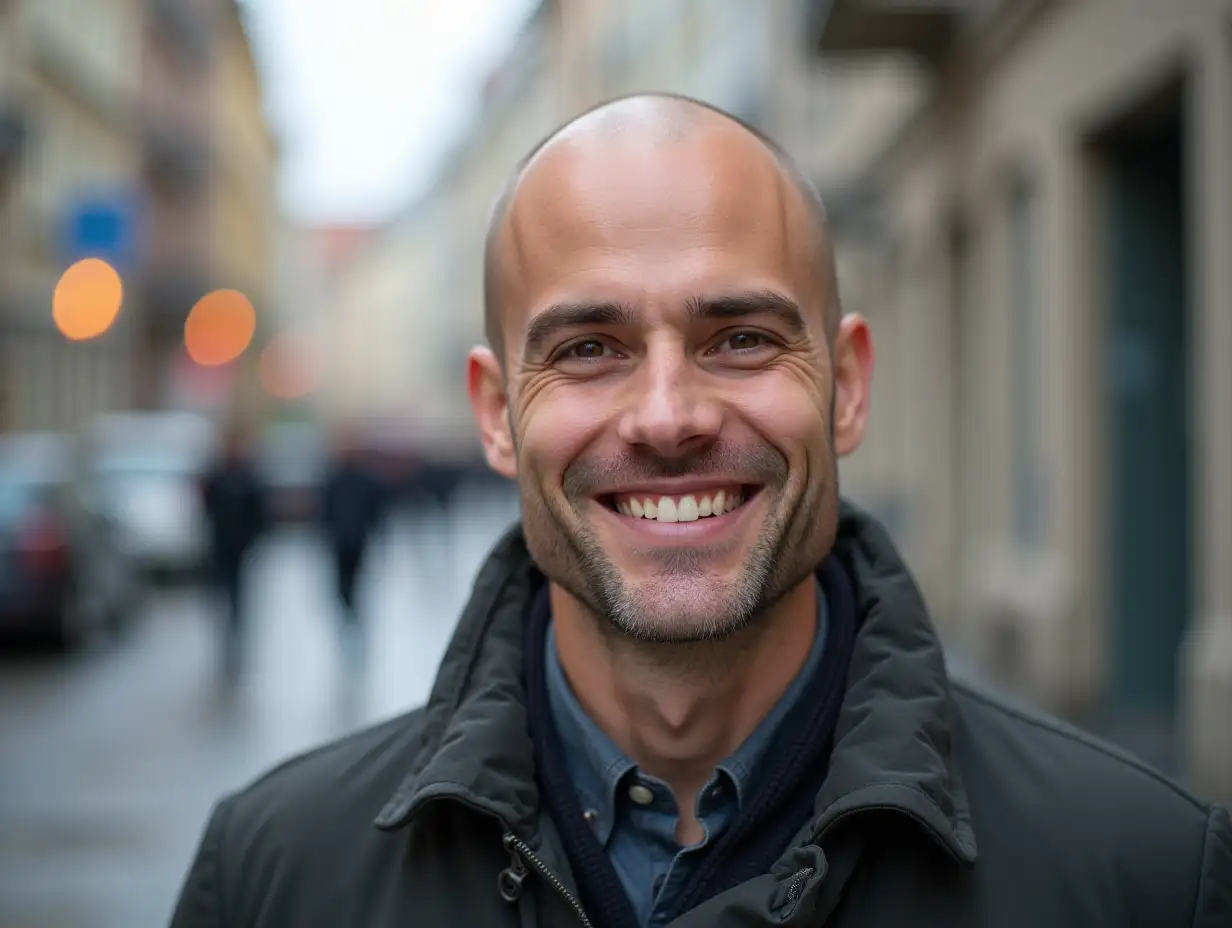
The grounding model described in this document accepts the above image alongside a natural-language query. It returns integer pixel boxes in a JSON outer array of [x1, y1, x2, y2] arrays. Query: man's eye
[[720, 331, 768, 352], [563, 339, 610, 360]]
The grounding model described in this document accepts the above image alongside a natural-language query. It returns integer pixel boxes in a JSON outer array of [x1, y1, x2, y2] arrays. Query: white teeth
[[656, 497, 678, 523], [615, 489, 748, 521], [677, 496, 699, 522]]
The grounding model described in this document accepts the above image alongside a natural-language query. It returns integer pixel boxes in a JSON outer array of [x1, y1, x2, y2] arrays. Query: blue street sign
[[61, 191, 142, 270]]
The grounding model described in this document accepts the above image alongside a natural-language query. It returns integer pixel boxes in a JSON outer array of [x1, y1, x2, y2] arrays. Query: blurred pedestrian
[[200, 423, 268, 684], [173, 95, 1230, 928], [320, 429, 387, 659]]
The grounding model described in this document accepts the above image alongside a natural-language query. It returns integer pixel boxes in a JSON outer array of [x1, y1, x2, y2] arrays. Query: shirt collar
[[544, 621, 635, 845], [716, 578, 828, 807], [544, 578, 829, 842]]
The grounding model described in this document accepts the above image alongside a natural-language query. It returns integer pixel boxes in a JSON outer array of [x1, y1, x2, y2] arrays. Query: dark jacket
[[321, 461, 386, 551], [170, 504, 1232, 927], [201, 461, 267, 568]]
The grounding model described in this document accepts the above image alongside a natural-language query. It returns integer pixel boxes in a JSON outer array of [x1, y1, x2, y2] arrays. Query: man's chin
[[601, 576, 756, 643]]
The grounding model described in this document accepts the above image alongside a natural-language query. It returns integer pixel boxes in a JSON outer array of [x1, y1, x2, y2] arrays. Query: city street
[[0, 487, 521, 928]]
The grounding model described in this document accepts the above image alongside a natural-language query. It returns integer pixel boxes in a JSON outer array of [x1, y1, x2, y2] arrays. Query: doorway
[[1093, 77, 1192, 729]]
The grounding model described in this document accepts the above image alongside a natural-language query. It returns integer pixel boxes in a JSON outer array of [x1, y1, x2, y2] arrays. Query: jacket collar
[[374, 502, 977, 866], [813, 502, 977, 863]]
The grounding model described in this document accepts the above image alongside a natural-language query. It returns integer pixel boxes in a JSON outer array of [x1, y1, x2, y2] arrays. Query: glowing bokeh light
[[52, 258, 123, 341], [184, 289, 256, 367], [259, 331, 316, 400]]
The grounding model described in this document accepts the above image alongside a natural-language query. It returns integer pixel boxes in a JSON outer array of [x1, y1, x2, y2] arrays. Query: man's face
[[471, 124, 869, 643]]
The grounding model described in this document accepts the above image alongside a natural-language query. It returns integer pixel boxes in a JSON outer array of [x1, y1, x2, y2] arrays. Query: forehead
[[499, 127, 819, 328]]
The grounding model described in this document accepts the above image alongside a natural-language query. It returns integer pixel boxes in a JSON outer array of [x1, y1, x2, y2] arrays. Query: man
[[171, 95, 1230, 927], [200, 424, 268, 683], [320, 429, 387, 637]]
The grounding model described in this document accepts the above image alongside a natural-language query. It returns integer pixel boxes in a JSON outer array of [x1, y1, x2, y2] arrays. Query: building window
[[1008, 174, 1044, 548]]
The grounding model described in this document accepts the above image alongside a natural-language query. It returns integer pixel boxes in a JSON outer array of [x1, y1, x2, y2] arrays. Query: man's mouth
[[600, 485, 759, 523]]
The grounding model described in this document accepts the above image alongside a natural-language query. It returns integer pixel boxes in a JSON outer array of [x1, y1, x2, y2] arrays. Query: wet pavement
[[0, 487, 520, 928]]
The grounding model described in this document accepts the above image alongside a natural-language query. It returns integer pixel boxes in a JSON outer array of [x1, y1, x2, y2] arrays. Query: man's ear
[[467, 346, 517, 479], [831, 314, 874, 458]]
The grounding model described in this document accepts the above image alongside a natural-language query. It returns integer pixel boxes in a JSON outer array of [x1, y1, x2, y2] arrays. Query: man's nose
[[615, 348, 722, 458]]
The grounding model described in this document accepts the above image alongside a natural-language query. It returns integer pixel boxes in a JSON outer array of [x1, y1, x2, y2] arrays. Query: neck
[[550, 577, 818, 807]]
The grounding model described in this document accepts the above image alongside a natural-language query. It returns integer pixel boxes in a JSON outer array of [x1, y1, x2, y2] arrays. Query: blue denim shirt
[[544, 580, 828, 927]]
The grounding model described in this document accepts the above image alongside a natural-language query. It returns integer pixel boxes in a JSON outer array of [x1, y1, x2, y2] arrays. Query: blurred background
[[1, 0, 1231, 924]]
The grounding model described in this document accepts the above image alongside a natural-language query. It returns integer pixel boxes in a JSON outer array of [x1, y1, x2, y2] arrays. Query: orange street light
[[184, 289, 256, 367], [52, 258, 123, 341]]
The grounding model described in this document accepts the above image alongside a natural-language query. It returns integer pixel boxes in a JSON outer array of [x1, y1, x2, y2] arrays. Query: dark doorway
[[1094, 77, 1191, 728]]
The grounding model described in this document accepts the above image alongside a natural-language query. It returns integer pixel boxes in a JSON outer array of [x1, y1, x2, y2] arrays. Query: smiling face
[[470, 101, 873, 643]]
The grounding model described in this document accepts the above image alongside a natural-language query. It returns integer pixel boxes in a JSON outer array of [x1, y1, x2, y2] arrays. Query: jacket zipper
[[783, 865, 814, 906], [501, 832, 594, 928]]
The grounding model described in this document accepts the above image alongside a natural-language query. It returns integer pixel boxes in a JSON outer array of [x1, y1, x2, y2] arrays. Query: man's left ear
[[831, 314, 874, 458]]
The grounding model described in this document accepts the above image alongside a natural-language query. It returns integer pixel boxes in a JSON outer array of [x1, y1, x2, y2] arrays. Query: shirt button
[[583, 809, 599, 826], [627, 782, 655, 805]]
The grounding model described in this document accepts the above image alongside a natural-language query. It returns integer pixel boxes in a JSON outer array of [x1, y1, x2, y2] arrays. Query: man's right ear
[[467, 346, 517, 479]]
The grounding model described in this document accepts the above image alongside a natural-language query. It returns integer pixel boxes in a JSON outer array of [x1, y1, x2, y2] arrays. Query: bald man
[[171, 95, 1230, 928]]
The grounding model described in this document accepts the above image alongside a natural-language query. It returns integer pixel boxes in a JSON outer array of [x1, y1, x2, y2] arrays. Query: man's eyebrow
[[685, 291, 808, 336], [522, 301, 636, 357]]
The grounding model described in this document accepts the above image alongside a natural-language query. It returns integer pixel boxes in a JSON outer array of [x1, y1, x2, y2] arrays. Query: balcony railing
[[143, 124, 210, 199], [147, 0, 211, 73], [809, 0, 967, 64], [0, 104, 28, 181]]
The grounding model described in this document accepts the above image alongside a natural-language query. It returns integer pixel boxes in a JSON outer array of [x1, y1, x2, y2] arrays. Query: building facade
[[810, 0, 1232, 803], [0, 0, 278, 431], [209, 0, 276, 311], [204, 0, 279, 419], [136, 0, 215, 409], [0, 0, 144, 431]]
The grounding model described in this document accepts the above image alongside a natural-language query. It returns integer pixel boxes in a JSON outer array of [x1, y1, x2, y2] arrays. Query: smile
[[600, 485, 759, 523]]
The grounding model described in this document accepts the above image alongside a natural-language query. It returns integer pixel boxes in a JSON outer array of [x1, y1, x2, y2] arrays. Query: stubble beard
[[519, 445, 836, 646]]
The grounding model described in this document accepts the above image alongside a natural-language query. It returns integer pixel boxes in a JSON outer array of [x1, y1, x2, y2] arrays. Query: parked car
[[0, 433, 141, 648], [85, 412, 217, 580]]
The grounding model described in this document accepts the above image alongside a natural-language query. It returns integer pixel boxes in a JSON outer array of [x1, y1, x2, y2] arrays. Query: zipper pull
[[499, 831, 594, 927], [770, 865, 817, 919], [498, 833, 528, 902]]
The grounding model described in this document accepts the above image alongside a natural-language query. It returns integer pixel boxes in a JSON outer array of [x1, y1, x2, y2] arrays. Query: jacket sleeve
[[169, 799, 234, 928], [1191, 804, 1232, 927]]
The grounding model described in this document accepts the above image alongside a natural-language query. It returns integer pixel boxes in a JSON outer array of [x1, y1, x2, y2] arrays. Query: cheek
[[516, 387, 613, 476], [730, 372, 830, 458]]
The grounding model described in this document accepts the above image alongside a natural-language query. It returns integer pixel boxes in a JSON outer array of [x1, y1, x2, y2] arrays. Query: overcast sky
[[242, 0, 536, 224]]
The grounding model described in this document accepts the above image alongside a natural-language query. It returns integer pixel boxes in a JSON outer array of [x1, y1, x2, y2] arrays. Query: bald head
[[483, 93, 841, 363]]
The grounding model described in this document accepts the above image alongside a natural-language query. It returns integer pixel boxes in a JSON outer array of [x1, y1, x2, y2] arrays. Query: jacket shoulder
[[952, 679, 1212, 817], [233, 705, 427, 808], [950, 680, 1230, 921], [176, 707, 429, 926]]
